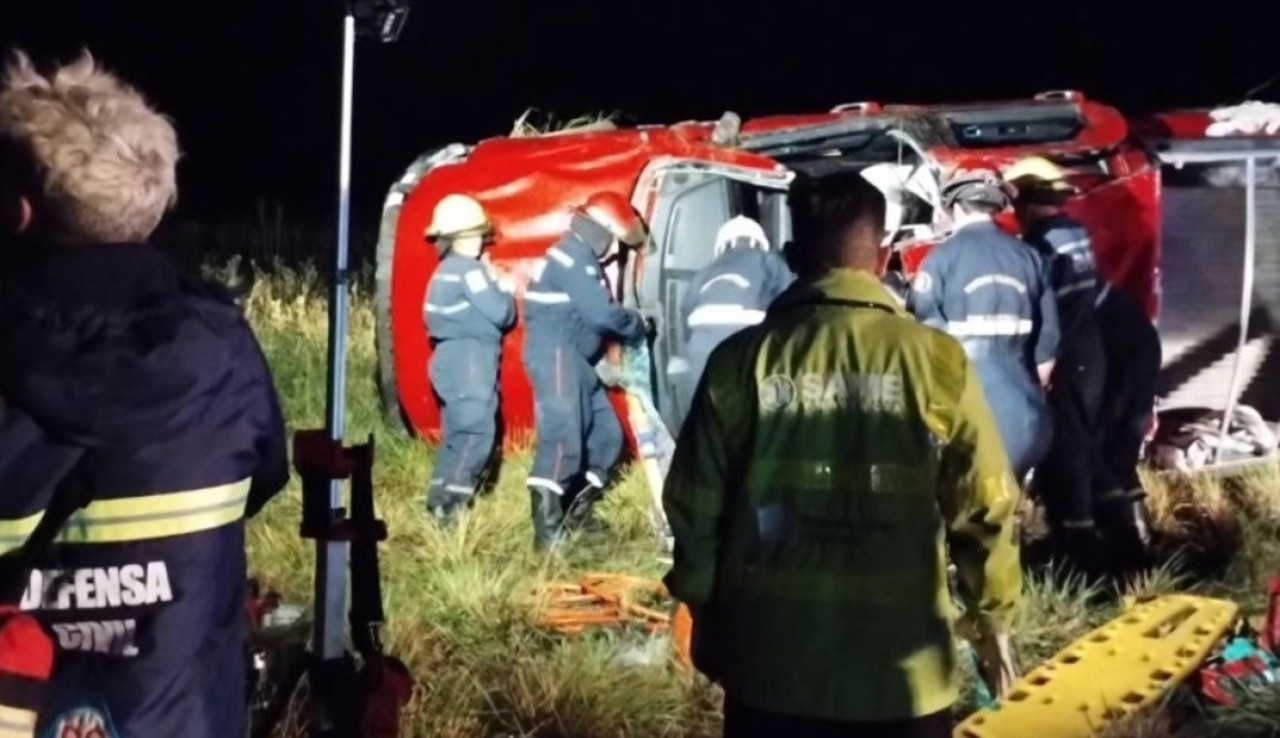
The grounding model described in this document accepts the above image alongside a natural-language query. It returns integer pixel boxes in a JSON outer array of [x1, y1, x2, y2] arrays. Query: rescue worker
[[522, 191, 648, 550], [0, 50, 289, 736], [422, 193, 516, 525], [664, 171, 1021, 737], [681, 215, 793, 405], [908, 164, 1060, 482], [1006, 156, 1110, 566], [1092, 283, 1161, 571]]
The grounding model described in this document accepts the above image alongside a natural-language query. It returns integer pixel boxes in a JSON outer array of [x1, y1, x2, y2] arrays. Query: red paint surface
[[389, 95, 1169, 443]]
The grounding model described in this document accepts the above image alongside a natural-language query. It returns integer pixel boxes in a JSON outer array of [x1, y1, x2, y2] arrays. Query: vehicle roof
[[397, 93, 1133, 260]]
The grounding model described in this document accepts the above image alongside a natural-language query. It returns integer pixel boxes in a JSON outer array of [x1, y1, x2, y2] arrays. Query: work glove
[[973, 632, 1019, 699]]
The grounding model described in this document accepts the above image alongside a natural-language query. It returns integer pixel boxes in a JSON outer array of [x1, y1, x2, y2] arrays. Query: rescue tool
[[252, 3, 413, 737]]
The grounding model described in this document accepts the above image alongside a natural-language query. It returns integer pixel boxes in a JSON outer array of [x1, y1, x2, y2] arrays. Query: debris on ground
[[526, 574, 694, 670]]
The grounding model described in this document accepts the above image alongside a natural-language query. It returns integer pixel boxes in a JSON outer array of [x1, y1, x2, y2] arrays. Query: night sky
[[4, 0, 1278, 227]]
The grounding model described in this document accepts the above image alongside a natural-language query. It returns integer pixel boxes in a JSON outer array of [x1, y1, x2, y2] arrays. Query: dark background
[[3, 0, 1278, 230]]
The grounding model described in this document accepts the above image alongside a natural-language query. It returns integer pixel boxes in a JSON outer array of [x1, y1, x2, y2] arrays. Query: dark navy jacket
[[522, 233, 644, 364], [0, 242, 288, 737], [1022, 214, 1102, 356], [424, 253, 516, 400], [908, 220, 1060, 384]]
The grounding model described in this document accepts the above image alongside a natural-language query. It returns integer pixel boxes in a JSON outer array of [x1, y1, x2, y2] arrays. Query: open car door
[[626, 157, 794, 431]]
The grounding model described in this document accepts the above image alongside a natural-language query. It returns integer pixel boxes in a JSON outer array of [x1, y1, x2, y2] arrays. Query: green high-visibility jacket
[[663, 268, 1022, 722]]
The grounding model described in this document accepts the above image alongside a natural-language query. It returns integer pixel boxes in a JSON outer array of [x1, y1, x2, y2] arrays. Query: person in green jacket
[[663, 171, 1023, 737]]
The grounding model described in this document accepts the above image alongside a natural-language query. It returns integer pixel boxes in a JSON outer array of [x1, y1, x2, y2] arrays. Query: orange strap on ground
[[528, 573, 694, 670]]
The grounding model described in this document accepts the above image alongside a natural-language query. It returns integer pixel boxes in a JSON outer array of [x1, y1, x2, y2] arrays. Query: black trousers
[[1037, 345, 1107, 529], [723, 697, 952, 738]]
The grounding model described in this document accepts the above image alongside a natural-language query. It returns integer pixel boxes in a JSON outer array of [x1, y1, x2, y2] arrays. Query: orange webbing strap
[[528, 574, 695, 671]]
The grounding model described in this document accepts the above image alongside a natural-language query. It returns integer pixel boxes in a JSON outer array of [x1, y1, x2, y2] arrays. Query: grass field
[[230, 254, 1280, 737]]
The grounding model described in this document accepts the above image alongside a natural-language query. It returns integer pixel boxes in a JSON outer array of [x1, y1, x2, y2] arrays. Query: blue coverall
[[909, 219, 1061, 481], [0, 241, 289, 738], [423, 253, 516, 514], [681, 247, 794, 405], [522, 227, 645, 542], [1023, 214, 1108, 530]]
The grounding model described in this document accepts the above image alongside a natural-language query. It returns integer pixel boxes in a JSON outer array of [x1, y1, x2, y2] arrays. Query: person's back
[[664, 173, 1021, 737], [681, 216, 794, 403], [917, 221, 1055, 390], [909, 170, 1060, 481], [0, 50, 288, 736]]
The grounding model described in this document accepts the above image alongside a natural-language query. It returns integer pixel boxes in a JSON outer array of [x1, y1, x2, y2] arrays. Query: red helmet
[[941, 161, 1015, 211], [573, 191, 648, 247]]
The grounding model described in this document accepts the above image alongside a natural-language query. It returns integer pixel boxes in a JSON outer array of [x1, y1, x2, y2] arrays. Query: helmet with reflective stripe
[[940, 162, 1014, 211], [573, 191, 648, 247], [1004, 156, 1077, 204], [424, 194, 492, 244], [714, 215, 769, 256]]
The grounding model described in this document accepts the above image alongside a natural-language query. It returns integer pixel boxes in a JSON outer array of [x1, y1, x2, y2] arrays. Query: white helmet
[[424, 194, 492, 244], [714, 215, 769, 257]]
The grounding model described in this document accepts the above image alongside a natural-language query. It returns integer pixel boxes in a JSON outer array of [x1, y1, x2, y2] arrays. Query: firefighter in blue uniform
[[0, 50, 289, 737], [1006, 157, 1111, 565], [681, 215, 794, 405], [422, 194, 517, 525], [908, 164, 1061, 481], [522, 191, 649, 550]]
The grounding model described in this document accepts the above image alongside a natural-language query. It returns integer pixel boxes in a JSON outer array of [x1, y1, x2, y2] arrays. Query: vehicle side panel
[[390, 130, 781, 444]]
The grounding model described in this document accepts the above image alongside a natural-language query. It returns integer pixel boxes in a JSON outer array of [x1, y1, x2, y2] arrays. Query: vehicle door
[[626, 158, 793, 431]]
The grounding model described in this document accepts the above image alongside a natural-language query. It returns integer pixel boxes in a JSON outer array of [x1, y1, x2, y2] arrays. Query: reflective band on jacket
[[946, 315, 1033, 337], [1056, 279, 1095, 298], [1054, 238, 1091, 255], [0, 478, 252, 555], [727, 568, 944, 604], [524, 291, 570, 304], [0, 705, 36, 737], [745, 460, 935, 491], [687, 304, 767, 328]]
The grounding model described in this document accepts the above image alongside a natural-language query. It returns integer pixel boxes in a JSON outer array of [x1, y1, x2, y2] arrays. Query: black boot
[[529, 484, 565, 551], [1049, 525, 1108, 583], [427, 488, 471, 528], [1097, 494, 1154, 579], [561, 476, 609, 536]]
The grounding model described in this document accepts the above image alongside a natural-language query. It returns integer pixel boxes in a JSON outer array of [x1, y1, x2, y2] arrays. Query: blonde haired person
[[0, 50, 288, 737]]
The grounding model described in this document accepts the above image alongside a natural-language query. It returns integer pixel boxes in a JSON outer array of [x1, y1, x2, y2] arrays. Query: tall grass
[[190, 211, 1280, 736]]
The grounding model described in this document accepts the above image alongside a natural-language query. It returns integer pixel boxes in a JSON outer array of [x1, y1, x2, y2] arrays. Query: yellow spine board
[[954, 594, 1239, 738]]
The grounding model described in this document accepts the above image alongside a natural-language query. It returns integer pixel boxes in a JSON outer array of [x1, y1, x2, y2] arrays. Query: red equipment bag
[[0, 606, 54, 737]]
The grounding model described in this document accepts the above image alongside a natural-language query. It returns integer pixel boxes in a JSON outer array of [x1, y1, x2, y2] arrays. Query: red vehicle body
[[374, 91, 1163, 445]]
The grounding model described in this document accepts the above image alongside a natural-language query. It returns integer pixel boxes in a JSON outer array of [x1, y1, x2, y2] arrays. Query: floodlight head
[[351, 0, 410, 43]]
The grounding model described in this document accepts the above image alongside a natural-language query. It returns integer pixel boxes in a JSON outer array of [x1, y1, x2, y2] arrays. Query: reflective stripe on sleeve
[[0, 478, 252, 554], [425, 300, 469, 314]]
